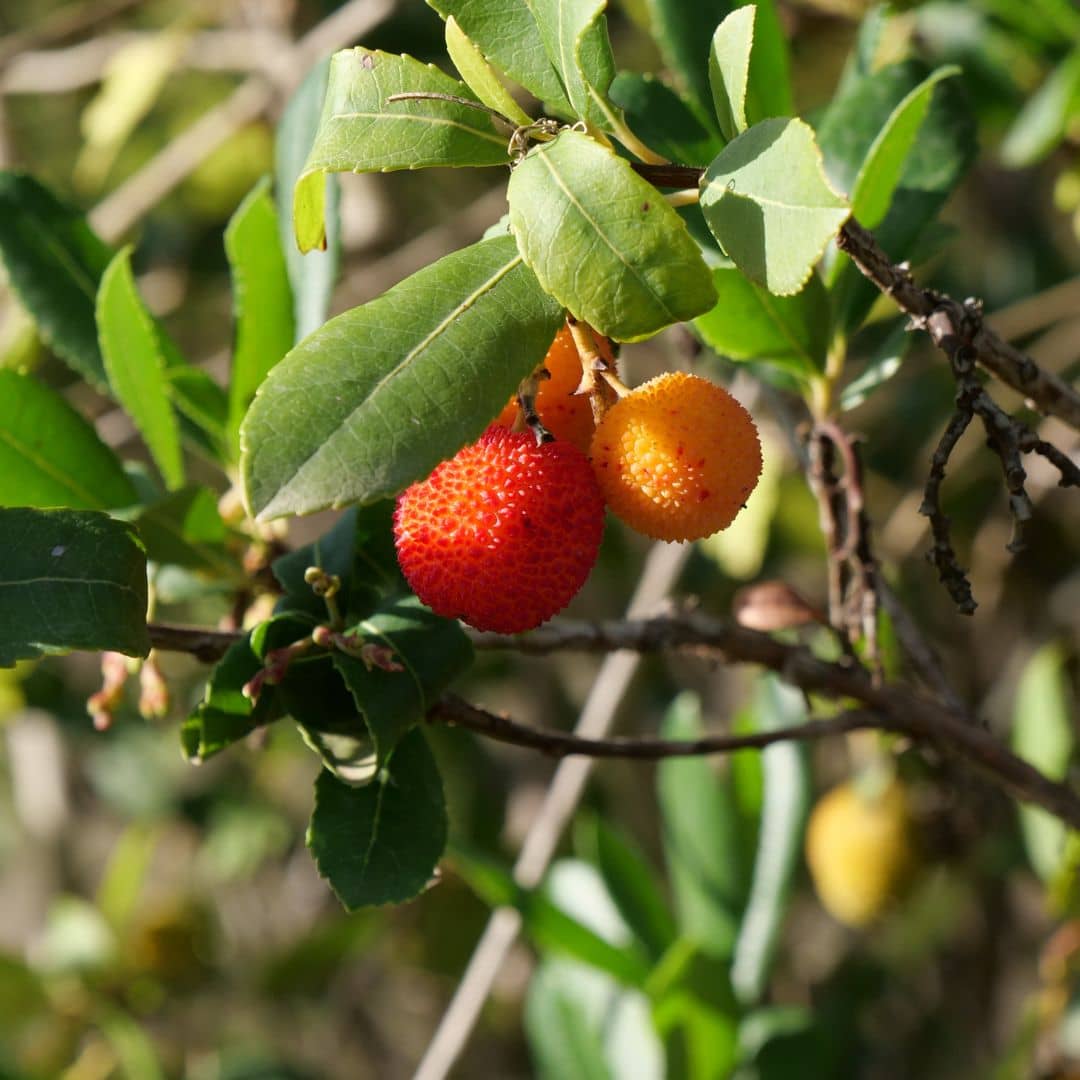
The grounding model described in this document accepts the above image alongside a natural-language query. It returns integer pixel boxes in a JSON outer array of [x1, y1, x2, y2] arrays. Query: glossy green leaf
[[0, 172, 113, 389], [645, 0, 733, 112], [529, 0, 620, 130], [850, 66, 960, 229], [294, 48, 508, 252], [241, 235, 563, 520], [130, 487, 236, 578], [97, 249, 184, 489], [332, 595, 474, 765], [700, 118, 850, 296], [1013, 644, 1076, 882], [1001, 49, 1080, 168], [0, 369, 137, 510], [308, 727, 447, 909], [445, 16, 533, 126], [609, 73, 720, 167], [0, 507, 148, 666], [161, 358, 229, 464], [657, 693, 743, 958], [731, 676, 810, 1005], [224, 179, 295, 460], [694, 267, 829, 378], [426, 0, 573, 113], [708, 5, 754, 140], [508, 131, 717, 340], [276, 58, 341, 341]]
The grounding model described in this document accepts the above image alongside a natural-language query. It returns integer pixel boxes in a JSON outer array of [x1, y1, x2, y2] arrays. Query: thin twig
[[430, 696, 875, 757]]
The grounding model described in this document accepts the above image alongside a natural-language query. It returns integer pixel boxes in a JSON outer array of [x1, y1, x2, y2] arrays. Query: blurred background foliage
[[0, 0, 1078, 1077]]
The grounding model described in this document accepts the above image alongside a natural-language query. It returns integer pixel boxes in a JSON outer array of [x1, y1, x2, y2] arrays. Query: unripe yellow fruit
[[805, 778, 914, 928], [589, 372, 762, 542]]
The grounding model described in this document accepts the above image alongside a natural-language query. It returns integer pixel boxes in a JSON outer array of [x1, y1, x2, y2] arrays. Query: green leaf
[[578, 816, 676, 962], [130, 486, 236, 578], [294, 48, 508, 252], [0, 172, 113, 389], [332, 595, 473, 765], [426, 0, 573, 114], [694, 267, 829, 378], [730, 676, 810, 1005], [1012, 644, 1076, 882], [700, 118, 850, 296], [817, 59, 976, 332], [224, 179, 295, 460], [850, 66, 960, 230], [276, 58, 341, 341], [241, 235, 563, 519], [708, 5, 754, 141], [508, 130, 717, 340], [529, 0, 620, 130], [1000, 48, 1080, 168], [609, 73, 721, 167], [648, 939, 740, 1079], [181, 634, 276, 763], [0, 507, 148, 666], [97, 248, 184, 489], [741, 0, 793, 123], [307, 727, 448, 909], [644, 0, 734, 113], [839, 319, 910, 412], [657, 693, 743, 958], [445, 16, 533, 126], [162, 359, 229, 464], [0, 369, 137, 510]]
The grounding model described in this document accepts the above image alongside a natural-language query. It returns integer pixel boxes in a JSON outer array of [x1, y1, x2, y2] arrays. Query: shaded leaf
[[609, 72, 720, 167], [694, 267, 829, 378], [644, 0, 733, 113], [445, 15, 533, 126], [0, 507, 148, 666], [508, 130, 716, 340], [731, 676, 810, 1005], [308, 727, 448, 909], [241, 235, 563, 520], [97, 249, 184, 489], [130, 486, 236, 578], [332, 595, 473, 765], [700, 118, 850, 296], [275, 58, 341, 341], [839, 319, 910, 411], [0, 369, 137, 510], [225, 179, 295, 460], [741, 0, 793, 124], [0, 172, 113, 388], [850, 66, 961, 230], [294, 48, 507, 252]]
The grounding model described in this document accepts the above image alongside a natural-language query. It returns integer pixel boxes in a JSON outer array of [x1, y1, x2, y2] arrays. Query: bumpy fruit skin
[[590, 372, 762, 542], [393, 425, 605, 633], [495, 326, 616, 453], [805, 778, 915, 928]]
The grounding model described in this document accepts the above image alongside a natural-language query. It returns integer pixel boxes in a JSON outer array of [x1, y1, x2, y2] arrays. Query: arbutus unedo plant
[[0, 2, 1079, 1075]]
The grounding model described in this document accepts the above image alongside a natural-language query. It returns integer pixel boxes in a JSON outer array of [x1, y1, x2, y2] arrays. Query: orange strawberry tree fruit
[[6, 7, 1078, 1054]]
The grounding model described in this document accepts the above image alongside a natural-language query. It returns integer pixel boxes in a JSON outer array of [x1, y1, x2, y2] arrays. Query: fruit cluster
[[393, 324, 763, 632]]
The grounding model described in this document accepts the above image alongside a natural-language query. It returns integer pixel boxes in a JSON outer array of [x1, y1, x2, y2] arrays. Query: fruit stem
[[566, 315, 622, 425]]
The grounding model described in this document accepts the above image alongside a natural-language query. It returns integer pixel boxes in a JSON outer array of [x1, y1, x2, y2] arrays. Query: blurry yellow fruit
[[805, 777, 914, 928]]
